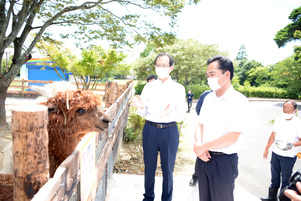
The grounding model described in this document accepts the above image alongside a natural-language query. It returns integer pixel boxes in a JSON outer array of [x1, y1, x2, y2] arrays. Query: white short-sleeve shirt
[[137, 76, 186, 123], [272, 115, 301, 158], [198, 86, 249, 154]]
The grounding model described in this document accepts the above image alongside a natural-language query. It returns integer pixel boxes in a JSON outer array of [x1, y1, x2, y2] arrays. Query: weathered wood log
[[105, 81, 118, 108], [11, 105, 49, 201]]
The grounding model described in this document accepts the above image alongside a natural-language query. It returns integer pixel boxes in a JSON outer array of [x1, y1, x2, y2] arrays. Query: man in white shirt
[[132, 53, 186, 201], [260, 100, 301, 201], [193, 56, 248, 201]]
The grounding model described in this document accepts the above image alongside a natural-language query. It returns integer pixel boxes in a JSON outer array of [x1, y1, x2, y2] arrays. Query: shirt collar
[[213, 85, 234, 100], [157, 76, 172, 84]]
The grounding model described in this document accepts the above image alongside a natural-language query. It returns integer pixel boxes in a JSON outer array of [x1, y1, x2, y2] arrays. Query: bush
[[237, 86, 300, 99], [134, 81, 146, 95]]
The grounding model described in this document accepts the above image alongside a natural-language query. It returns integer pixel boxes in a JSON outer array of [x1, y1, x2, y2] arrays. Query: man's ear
[[225, 71, 231, 79], [170, 65, 174, 72]]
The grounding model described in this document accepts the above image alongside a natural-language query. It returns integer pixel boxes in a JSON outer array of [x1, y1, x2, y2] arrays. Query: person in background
[[186, 89, 193, 113], [131, 53, 186, 201], [147, 75, 157, 83], [193, 55, 248, 201], [189, 89, 212, 187], [261, 100, 301, 201]]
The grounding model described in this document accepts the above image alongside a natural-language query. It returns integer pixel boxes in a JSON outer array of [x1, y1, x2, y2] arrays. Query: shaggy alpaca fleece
[[42, 89, 111, 177]]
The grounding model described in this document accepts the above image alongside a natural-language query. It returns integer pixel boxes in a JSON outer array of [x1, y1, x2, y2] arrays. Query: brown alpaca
[[41, 89, 111, 177]]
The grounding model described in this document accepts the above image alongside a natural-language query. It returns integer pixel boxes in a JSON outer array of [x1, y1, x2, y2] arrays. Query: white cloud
[[175, 0, 301, 65]]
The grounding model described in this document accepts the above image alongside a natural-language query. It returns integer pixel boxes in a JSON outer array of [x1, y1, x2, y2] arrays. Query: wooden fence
[[8, 79, 126, 99], [11, 81, 134, 201]]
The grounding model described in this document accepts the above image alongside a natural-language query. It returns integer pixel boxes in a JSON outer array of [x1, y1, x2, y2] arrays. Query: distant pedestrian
[[186, 89, 193, 113], [147, 75, 157, 83], [261, 100, 301, 201]]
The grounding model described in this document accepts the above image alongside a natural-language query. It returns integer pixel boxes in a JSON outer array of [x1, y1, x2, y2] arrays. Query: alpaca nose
[[102, 119, 110, 124]]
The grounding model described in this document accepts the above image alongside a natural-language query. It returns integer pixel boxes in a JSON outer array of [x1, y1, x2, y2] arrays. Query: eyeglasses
[[155, 64, 170, 68]]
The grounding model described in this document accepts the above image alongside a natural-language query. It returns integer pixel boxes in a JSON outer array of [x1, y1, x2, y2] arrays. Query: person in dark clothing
[[147, 75, 157, 83], [189, 90, 212, 187], [186, 90, 193, 113]]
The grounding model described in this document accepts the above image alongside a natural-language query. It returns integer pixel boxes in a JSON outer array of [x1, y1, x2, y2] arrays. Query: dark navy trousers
[[196, 153, 238, 201], [142, 122, 179, 201], [270, 152, 296, 190]]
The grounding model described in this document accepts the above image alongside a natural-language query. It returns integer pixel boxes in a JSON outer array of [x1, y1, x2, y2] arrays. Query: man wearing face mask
[[260, 100, 301, 201], [193, 56, 248, 201], [131, 53, 186, 201]]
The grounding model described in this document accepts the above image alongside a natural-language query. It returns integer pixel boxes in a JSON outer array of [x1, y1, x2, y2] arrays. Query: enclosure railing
[[8, 79, 126, 98]]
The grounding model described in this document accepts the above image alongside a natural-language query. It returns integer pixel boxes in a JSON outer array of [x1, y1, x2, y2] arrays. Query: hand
[[263, 149, 269, 159], [193, 143, 209, 159], [160, 104, 171, 117], [198, 151, 211, 162], [131, 95, 144, 109], [284, 182, 301, 201]]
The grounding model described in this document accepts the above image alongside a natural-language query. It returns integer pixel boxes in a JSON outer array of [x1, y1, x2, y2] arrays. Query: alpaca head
[[43, 89, 111, 137]]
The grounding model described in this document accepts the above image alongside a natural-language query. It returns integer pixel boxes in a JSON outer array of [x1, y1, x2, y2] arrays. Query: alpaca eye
[[76, 108, 86, 114]]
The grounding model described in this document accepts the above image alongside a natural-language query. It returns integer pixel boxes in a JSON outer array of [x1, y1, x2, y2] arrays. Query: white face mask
[[283, 111, 296, 120], [156, 68, 170, 79], [207, 73, 226, 91]]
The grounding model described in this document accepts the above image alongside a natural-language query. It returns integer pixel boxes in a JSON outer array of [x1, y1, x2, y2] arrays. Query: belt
[[145, 120, 177, 129], [209, 151, 226, 156]]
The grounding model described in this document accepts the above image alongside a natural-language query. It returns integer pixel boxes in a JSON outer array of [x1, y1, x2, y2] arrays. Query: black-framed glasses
[[155, 64, 170, 68]]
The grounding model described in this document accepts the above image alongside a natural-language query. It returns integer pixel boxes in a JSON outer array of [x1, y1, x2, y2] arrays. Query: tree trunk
[[0, 66, 20, 128], [0, 78, 9, 128], [11, 105, 49, 201]]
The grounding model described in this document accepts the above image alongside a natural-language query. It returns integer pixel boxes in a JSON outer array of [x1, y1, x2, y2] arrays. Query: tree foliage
[[134, 39, 227, 86], [0, 0, 200, 127], [246, 66, 270, 87], [274, 6, 301, 48], [270, 56, 301, 93], [235, 45, 248, 61], [36, 41, 129, 90], [236, 60, 262, 85]]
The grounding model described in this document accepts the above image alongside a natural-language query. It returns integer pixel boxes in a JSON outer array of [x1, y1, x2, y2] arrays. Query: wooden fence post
[[11, 105, 49, 201], [21, 78, 25, 98], [105, 81, 118, 108]]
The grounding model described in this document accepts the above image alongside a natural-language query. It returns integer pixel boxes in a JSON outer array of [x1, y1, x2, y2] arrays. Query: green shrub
[[237, 86, 300, 99], [134, 81, 146, 95]]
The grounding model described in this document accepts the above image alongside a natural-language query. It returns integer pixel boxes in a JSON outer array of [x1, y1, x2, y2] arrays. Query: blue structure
[[21, 58, 71, 89]]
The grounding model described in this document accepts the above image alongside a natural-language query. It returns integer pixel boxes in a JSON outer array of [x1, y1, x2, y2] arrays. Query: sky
[[172, 0, 301, 66]]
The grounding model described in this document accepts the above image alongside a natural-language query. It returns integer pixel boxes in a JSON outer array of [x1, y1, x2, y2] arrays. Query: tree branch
[[0, 0, 15, 48]]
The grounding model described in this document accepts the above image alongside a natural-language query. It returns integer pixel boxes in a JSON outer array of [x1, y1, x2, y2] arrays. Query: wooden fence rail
[[8, 79, 126, 98], [10, 81, 134, 201]]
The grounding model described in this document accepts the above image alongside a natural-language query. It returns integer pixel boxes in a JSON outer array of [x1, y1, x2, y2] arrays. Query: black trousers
[[142, 122, 179, 201], [197, 153, 238, 201], [192, 157, 198, 180], [187, 101, 192, 112]]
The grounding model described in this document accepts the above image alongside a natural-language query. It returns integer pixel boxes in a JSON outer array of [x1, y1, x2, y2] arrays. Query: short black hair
[[207, 55, 234, 80], [147, 75, 157, 82], [154, 53, 174, 67], [284, 100, 297, 110]]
